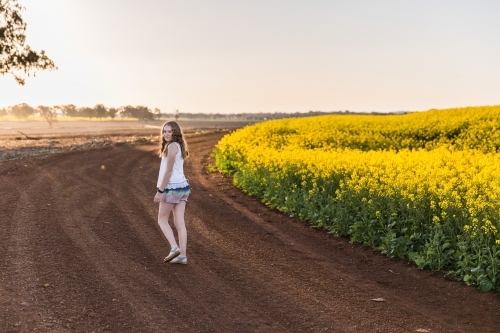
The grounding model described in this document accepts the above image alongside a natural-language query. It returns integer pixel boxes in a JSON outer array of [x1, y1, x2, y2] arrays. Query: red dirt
[[1, 132, 499, 333]]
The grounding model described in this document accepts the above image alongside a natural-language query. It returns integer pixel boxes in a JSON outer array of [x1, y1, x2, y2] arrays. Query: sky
[[1, 0, 499, 114]]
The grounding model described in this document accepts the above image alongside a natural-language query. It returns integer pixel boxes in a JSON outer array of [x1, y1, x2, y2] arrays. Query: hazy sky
[[1, 0, 499, 113]]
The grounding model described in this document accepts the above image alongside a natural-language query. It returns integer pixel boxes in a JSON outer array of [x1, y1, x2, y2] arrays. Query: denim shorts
[[161, 185, 191, 204]]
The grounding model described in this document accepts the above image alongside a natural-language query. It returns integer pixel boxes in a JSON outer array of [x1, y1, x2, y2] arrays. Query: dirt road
[[1, 132, 499, 333]]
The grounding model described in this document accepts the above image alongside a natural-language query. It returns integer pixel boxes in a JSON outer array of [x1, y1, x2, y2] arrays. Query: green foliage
[[0, 0, 57, 84]]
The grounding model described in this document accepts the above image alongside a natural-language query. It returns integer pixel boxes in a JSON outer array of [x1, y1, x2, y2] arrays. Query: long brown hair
[[159, 121, 189, 159]]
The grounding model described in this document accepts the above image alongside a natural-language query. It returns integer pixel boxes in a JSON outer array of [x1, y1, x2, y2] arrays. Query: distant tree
[[141, 106, 154, 121], [94, 104, 107, 120], [175, 109, 179, 121], [121, 105, 135, 119], [108, 107, 118, 120], [0, 0, 57, 85], [154, 107, 161, 121], [11, 103, 34, 119], [56, 104, 79, 117], [122, 105, 154, 121], [79, 106, 96, 120], [0, 107, 7, 116], [37, 105, 57, 127]]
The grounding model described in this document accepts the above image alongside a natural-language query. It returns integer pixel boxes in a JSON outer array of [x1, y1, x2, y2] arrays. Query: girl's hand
[[154, 192, 163, 203]]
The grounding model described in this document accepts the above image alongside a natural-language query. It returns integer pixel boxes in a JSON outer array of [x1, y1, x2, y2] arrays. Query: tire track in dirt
[[1, 132, 500, 333], [2, 165, 71, 331], [41, 148, 229, 332]]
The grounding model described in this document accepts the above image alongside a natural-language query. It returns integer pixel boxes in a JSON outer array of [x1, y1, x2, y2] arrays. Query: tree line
[[0, 103, 163, 127], [0, 103, 407, 128]]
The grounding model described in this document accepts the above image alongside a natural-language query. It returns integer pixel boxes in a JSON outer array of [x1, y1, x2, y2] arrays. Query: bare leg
[[172, 201, 187, 256], [158, 202, 177, 249]]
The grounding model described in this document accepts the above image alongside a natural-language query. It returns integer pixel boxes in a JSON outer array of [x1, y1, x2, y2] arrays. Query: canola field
[[214, 105, 500, 291]]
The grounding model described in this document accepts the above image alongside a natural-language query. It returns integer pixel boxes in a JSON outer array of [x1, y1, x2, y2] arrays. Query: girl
[[154, 121, 191, 264]]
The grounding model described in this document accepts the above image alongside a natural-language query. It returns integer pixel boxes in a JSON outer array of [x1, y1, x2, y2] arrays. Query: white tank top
[[157, 142, 189, 189]]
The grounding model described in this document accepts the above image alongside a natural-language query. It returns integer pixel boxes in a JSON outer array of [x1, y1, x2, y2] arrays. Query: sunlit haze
[[1, 0, 499, 113]]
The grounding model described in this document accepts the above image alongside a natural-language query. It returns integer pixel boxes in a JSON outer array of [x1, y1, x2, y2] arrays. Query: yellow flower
[[215, 106, 500, 255]]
